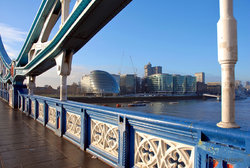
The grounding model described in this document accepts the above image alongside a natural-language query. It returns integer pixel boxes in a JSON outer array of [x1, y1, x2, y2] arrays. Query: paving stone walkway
[[0, 100, 111, 168]]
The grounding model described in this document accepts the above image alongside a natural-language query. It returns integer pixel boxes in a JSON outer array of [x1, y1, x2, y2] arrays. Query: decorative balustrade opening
[[0, 92, 248, 168]]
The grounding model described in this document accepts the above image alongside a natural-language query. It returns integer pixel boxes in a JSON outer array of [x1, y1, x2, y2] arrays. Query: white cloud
[[0, 23, 27, 59], [0, 23, 27, 43], [2, 44, 20, 59], [36, 65, 90, 88]]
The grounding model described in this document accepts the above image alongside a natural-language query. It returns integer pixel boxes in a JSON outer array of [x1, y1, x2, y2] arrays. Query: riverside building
[[81, 70, 119, 96], [144, 62, 162, 77], [120, 74, 136, 95], [144, 74, 196, 94], [195, 72, 205, 83]]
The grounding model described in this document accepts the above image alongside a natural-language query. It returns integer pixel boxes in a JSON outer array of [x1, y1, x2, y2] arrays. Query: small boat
[[132, 101, 150, 104], [128, 103, 146, 107]]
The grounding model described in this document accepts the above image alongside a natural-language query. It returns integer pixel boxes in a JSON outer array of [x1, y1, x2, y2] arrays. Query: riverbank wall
[[68, 95, 203, 103]]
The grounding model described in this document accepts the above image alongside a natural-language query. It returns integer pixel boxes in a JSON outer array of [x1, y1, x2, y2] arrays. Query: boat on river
[[128, 103, 146, 107]]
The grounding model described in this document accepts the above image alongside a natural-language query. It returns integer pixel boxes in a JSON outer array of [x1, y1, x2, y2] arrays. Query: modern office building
[[144, 62, 162, 77], [120, 74, 136, 94], [173, 75, 186, 94], [144, 74, 196, 94], [185, 75, 197, 93], [146, 74, 173, 93], [81, 70, 119, 96], [195, 72, 205, 83]]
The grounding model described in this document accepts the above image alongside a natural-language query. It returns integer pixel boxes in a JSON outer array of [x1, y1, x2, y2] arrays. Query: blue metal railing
[[0, 89, 9, 102], [16, 92, 250, 168]]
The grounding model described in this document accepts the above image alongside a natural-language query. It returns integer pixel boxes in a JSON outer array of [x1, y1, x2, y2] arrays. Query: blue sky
[[0, 0, 249, 88]]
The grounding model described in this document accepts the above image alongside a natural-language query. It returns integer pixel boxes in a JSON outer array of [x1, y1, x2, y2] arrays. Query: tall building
[[195, 72, 205, 83], [144, 62, 162, 77], [153, 66, 162, 74], [120, 74, 136, 94]]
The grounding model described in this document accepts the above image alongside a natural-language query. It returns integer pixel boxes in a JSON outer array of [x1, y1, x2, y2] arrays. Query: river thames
[[95, 97, 250, 128]]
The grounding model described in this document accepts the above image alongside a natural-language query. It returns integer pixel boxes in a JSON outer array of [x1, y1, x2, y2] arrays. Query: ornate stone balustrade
[[11, 92, 250, 168], [91, 119, 119, 157], [38, 103, 44, 121], [66, 112, 81, 139], [48, 106, 57, 127]]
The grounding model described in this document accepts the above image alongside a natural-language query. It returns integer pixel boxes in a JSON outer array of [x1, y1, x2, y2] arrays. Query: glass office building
[[120, 74, 136, 94], [145, 74, 196, 94], [146, 74, 173, 93], [185, 75, 196, 93], [81, 70, 119, 95]]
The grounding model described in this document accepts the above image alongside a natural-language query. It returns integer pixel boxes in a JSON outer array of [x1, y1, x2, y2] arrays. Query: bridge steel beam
[[217, 0, 239, 128]]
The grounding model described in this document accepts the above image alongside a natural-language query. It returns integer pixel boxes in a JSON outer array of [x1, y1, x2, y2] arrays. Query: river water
[[96, 98, 250, 128]]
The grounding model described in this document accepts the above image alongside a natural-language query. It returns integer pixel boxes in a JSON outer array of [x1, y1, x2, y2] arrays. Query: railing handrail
[[14, 92, 250, 167], [18, 93, 250, 147]]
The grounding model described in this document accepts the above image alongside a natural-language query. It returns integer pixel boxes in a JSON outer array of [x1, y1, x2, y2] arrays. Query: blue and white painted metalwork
[[0, 0, 132, 103], [7, 92, 249, 168], [0, 0, 249, 167]]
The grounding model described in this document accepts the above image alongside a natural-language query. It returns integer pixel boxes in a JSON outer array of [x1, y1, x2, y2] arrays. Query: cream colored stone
[[217, 0, 239, 128]]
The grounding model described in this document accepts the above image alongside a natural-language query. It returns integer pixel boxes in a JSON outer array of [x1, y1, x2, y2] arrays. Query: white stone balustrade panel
[[134, 131, 194, 168], [91, 119, 119, 157], [39, 103, 44, 120], [66, 112, 81, 138], [31, 101, 35, 116], [48, 107, 56, 127]]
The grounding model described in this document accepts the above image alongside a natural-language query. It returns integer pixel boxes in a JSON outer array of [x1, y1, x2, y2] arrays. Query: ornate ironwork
[[48, 107, 56, 127], [134, 131, 194, 168], [66, 112, 81, 138], [91, 119, 119, 157]]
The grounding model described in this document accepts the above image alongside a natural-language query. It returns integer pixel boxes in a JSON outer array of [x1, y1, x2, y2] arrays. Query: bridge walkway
[[0, 100, 110, 168]]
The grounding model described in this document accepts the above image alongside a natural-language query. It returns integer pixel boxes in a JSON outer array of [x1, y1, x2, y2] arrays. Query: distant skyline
[[0, 0, 249, 88]]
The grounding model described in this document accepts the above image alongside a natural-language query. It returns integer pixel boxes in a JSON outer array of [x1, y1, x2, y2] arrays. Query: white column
[[55, 50, 73, 101], [217, 0, 239, 128], [60, 75, 67, 101]]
